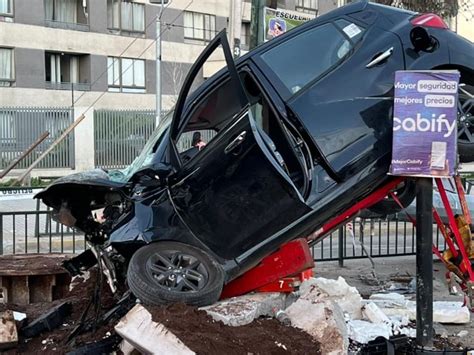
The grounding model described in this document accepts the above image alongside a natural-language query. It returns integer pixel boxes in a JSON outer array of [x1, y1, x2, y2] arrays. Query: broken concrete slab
[[286, 298, 348, 355], [301, 277, 363, 319], [368, 293, 408, 308], [0, 310, 18, 350], [115, 304, 194, 355], [371, 300, 471, 324], [362, 302, 392, 326], [347, 319, 392, 344], [200, 292, 286, 326]]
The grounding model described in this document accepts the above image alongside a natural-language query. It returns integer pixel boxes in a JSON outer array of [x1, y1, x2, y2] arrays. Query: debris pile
[[0, 255, 470, 354]]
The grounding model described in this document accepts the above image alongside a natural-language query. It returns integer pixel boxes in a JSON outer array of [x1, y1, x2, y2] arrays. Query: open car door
[[168, 31, 311, 260]]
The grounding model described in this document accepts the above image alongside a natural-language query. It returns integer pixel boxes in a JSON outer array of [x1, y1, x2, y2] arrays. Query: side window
[[176, 78, 243, 162], [260, 21, 364, 95]]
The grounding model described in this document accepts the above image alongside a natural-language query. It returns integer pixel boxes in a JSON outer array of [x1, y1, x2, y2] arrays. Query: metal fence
[[94, 109, 156, 169], [311, 217, 446, 263], [0, 210, 86, 255], [0, 209, 447, 262], [0, 107, 75, 169]]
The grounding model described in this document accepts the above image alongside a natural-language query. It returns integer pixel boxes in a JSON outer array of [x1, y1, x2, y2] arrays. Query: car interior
[[176, 69, 311, 198]]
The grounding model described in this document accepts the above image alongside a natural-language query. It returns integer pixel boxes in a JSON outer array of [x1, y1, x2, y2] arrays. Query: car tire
[[127, 241, 224, 307], [457, 82, 474, 163], [368, 179, 417, 215]]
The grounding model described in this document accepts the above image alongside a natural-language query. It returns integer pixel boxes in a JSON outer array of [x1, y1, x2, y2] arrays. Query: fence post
[[74, 107, 96, 172], [338, 226, 344, 267]]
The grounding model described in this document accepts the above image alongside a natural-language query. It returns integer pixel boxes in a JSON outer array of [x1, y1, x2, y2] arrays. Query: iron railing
[[0, 210, 86, 255], [94, 109, 156, 169], [311, 217, 445, 263], [0, 210, 447, 262], [0, 107, 75, 169]]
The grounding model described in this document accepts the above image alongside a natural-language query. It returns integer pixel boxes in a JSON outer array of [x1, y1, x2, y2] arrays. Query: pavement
[[315, 256, 474, 348]]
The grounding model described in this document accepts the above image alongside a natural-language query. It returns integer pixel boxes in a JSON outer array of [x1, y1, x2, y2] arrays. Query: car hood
[[35, 169, 125, 199]]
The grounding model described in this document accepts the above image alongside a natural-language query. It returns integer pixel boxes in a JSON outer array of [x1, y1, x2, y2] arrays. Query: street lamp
[[149, 0, 170, 126]]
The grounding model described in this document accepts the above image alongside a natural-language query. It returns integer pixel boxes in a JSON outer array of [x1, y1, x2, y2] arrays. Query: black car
[[37, 1, 474, 306]]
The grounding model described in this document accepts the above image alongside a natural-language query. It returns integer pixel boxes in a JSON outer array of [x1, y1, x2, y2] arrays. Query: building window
[[0, 0, 13, 21], [44, 0, 89, 30], [184, 11, 216, 42], [296, 0, 318, 15], [45, 52, 90, 91], [107, 0, 145, 34], [0, 48, 14, 87], [108, 57, 145, 93]]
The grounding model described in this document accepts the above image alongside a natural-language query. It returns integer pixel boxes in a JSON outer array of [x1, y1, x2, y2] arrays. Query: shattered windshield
[[109, 110, 174, 183]]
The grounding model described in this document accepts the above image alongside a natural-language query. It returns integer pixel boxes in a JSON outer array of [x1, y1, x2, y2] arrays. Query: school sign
[[264, 8, 315, 42]]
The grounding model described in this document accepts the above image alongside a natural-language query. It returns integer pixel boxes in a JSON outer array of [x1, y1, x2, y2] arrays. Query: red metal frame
[[435, 178, 474, 280], [220, 176, 473, 306], [310, 177, 405, 240], [455, 175, 472, 225], [220, 238, 314, 299]]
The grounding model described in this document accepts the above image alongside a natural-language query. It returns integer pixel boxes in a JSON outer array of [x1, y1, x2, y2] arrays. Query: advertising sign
[[390, 70, 460, 177], [264, 8, 315, 42]]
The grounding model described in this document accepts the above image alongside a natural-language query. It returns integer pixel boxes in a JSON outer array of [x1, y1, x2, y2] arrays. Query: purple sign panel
[[389, 70, 460, 177]]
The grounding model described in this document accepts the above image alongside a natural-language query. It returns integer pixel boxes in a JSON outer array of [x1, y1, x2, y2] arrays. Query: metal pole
[[156, 3, 164, 127], [338, 226, 344, 267], [416, 177, 433, 347], [15, 114, 86, 184], [250, 0, 265, 49], [0, 131, 50, 179]]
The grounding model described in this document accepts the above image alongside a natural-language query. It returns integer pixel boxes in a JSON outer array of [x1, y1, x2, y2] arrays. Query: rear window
[[260, 21, 364, 95]]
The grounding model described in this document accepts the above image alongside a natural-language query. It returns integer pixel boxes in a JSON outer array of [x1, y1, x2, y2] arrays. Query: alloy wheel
[[146, 250, 209, 292], [457, 84, 474, 144]]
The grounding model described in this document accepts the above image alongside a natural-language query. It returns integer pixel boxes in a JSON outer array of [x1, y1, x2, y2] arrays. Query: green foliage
[[375, 0, 460, 19]]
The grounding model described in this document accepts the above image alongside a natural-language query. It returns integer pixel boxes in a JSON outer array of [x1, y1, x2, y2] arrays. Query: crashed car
[[36, 2, 474, 306]]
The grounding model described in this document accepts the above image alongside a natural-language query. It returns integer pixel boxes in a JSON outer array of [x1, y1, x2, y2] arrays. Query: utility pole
[[249, 0, 266, 49], [229, 0, 243, 58], [150, 0, 169, 126]]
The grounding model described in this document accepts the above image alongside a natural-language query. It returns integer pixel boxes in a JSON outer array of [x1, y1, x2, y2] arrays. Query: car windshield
[[109, 110, 174, 183]]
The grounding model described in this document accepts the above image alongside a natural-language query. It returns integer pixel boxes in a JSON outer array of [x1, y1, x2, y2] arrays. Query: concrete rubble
[[0, 310, 18, 350], [115, 304, 195, 355], [117, 276, 462, 352], [201, 292, 287, 326], [368, 293, 470, 324]]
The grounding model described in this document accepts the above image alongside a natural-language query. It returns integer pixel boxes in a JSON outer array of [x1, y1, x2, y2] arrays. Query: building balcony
[[45, 81, 91, 91], [44, 19, 89, 32]]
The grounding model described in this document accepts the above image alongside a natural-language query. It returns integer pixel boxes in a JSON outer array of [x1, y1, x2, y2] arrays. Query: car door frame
[[169, 30, 248, 149]]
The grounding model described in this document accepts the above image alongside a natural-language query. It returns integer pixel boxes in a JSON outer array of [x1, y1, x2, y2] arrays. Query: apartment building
[[0, 0, 334, 177], [0, 0, 341, 111]]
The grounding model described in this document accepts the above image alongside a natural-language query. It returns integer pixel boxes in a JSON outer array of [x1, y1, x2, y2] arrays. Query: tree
[[374, 0, 469, 19]]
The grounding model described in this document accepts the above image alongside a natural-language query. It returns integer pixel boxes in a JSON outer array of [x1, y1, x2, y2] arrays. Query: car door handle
[[225, 131, 247, 154], [366, 47, 394, 68]]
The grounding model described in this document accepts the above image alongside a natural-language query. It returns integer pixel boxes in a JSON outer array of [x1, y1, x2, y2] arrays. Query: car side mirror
[[410, 26, 437, 52], [133, 163, 173, 185]]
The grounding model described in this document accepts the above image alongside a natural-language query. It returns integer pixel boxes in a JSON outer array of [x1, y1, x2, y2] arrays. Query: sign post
[[390, 70, 460, 347]]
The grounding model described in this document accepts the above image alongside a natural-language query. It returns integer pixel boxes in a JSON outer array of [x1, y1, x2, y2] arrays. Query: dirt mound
[[1, 266, 320, 354], [147, 303, 321, 355], [2, 269, 118, 354]]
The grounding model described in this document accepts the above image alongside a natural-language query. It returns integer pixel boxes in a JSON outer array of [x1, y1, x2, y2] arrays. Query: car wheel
[[457, 83, 474, 163], [127, 241, 224, 307], [368, 179, 416, 215]]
